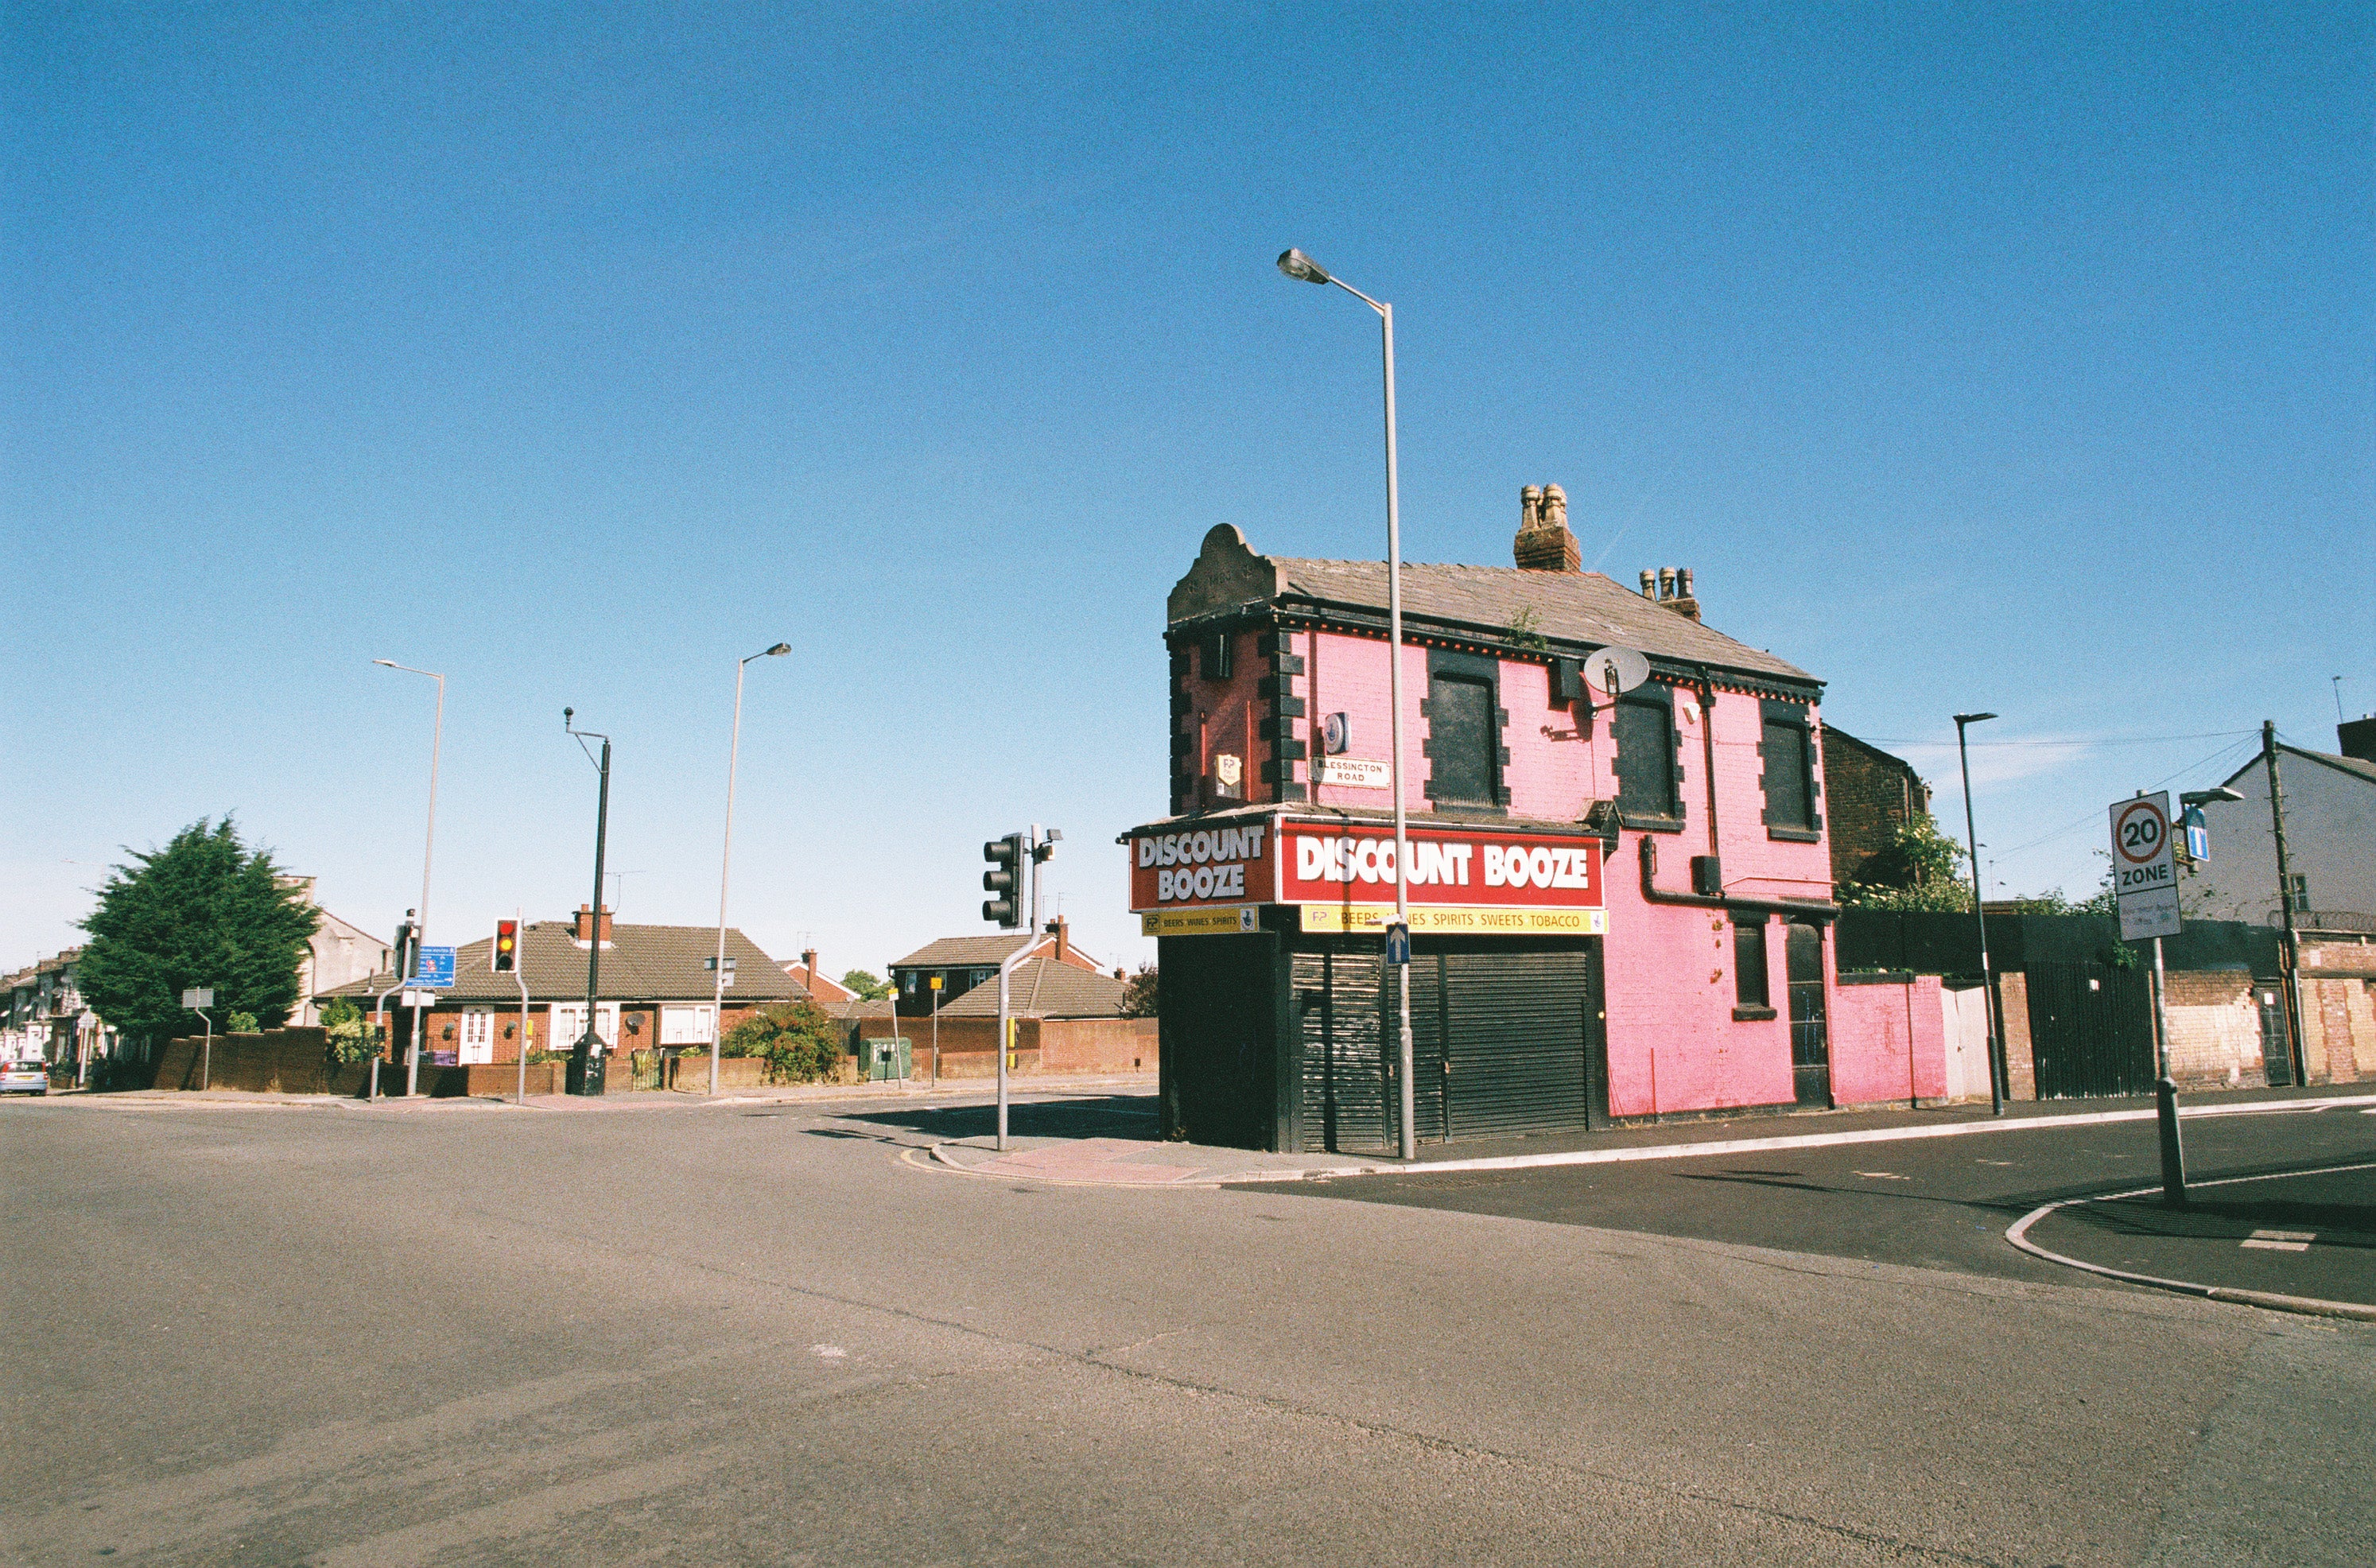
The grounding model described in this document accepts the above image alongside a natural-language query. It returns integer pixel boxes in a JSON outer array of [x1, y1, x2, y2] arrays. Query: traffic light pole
[[993, 940, 1032, 1152]]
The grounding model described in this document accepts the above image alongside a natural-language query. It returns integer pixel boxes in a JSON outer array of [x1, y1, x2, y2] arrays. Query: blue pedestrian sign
[[412, 946, 456, 988], [1384, 922, 1411, 967]]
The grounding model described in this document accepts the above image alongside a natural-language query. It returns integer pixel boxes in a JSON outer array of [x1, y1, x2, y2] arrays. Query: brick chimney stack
[[1513, 483, 1582, 572], [1638, 565, 1702, 623], [1050, 917, 1071, 965], [574, 905, 614, 944], [800, 948, 820, 992]]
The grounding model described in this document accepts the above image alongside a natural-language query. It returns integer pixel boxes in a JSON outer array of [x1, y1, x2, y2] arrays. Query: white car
[[0, 1058, 49, 1096]]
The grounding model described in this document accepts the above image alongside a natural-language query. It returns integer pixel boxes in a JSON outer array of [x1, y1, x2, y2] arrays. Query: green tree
[[840, 969, 893, 1001], [77, 818, 319, 1046], [1118, 962, 1159, 1019]]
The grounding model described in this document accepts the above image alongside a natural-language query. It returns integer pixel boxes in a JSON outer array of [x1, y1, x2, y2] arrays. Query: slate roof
[[1271, 557, 1815, 685], [319, 922, 800, 1004], [931, 957, 1129, 1019], [1165, 524, 1816, 688]]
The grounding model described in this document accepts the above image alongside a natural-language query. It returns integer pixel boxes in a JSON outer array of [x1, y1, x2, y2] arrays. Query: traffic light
[[491, 919, 518, 973], [982, 833, 1023, 927], [394, 916, 417, 982]]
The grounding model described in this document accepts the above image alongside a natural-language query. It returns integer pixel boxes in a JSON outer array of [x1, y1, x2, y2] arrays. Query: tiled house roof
[[319, 922, 800, 1004], [932, 957, 1129, 1019]]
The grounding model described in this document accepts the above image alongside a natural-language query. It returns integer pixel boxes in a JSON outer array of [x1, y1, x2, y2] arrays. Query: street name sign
[[181, 988, 213, 1009], [413, 946, 456, 988], [2110, 792, 2182, 942]]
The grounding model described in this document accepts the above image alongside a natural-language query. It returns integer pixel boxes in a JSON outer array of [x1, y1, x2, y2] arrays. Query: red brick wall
[[1822, 735, 1926, 887]]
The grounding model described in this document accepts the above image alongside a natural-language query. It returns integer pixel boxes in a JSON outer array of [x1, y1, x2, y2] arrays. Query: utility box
[[862, 1036, 912, 1081]]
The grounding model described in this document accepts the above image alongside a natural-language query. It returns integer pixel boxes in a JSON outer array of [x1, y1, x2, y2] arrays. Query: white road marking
[[1852, 1170, 1910, 1181], [812, 1345, 846, 1358], [2241, 1230, 2314, 1252]]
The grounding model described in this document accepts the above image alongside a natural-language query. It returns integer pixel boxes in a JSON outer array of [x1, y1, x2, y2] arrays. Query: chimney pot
[[1657, 567, 1676, 600], [1639, 569, 1656, 597], [1512, 481, 1580, 572], [1679, 567, 1694, 599]]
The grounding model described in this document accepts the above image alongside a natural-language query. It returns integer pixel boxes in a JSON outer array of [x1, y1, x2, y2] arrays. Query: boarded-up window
[[1613, 693, 1679, 821], [1427, 674, 1495, 803], [1760, 701, 1819, 835]]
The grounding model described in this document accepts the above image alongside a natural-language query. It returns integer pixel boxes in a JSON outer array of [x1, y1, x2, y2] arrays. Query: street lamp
[[711, 642, 792, 1096], [1277, 246, 1417, 1160], [564, 708, 613, 1095], [1952, 712, 2002, 1116], [375, 659, 444, 1097]]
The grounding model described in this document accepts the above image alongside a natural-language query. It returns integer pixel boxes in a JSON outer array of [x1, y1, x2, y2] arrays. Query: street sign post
[[2110, 794, 2180, 942], [2110, 791, 2185, 1204], [1384, 922, 1411, 967]]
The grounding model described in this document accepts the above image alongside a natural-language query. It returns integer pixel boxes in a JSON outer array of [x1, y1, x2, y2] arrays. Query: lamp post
[[1277, 246, 1416, 1160], [1953, 712, 2003, 1115], [564, 708, 612, 1095], [712, 642, 791, 1096], [375, 660, 444, 1096]]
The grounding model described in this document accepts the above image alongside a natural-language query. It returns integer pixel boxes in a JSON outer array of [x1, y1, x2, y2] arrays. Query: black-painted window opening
[[1733, 916, 1770, 1011], [1427, 674, 1495, 803], [1613, 690, 1680, 821]]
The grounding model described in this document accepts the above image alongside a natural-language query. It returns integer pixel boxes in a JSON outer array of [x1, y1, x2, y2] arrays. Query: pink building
[[1125, 487, 1943, 1152]]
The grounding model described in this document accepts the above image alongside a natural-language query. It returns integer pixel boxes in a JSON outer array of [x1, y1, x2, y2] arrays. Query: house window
[[1759, 701, 1820, 837], [1613, 689, 1681, 823], [1733, 917, 1772, 1015], [660, 1005, 715, 1046], [2286, 874, 2311, 914], [1422, 650, 1505, 808]]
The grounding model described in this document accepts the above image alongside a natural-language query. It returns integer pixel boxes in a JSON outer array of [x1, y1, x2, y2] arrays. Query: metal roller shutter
[[1438, 950, 1591, 1139], [1295, 949, 1392, 1155]]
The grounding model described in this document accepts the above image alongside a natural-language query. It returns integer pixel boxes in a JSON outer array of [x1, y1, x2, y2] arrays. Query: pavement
[[6, 1080, 2374, 1565]]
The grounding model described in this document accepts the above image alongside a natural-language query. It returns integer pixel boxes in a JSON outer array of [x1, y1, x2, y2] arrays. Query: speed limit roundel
[[2113, 798, 2166, 865]]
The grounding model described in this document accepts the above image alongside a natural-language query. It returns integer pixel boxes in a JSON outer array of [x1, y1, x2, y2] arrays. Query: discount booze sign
[[1279, 823, 1602, 910], [1131, 821, 1277, 909], [2109, 791, 2182, 942]]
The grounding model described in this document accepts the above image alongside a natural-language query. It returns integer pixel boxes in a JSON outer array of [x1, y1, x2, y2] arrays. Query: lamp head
[[373, 659, 397, 668], [1277, 248, 1331, 285], [763, 642, 791, 658], [2180, 786, 2245, 805], [563, 706, 573, 727], [1953, 712, 1998, 726]]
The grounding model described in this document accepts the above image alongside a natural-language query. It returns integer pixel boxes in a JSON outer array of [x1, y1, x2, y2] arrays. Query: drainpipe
[[1697, 666, 1722, 864]]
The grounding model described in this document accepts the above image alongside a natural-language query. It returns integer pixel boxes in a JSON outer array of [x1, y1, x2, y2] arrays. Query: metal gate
[[2025, 960, 2154, 1099], [2257, 982, 2293, 1088], [1787, 922, 1831, 1108], [1296, 945, 1598, 1151]]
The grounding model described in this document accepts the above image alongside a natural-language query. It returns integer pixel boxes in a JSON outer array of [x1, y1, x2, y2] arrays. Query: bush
[[320, 998, 383, 1065], [720, 1000, 845, 1084]]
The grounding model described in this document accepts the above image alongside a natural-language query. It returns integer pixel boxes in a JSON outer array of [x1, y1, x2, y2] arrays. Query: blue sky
[[5, 3, 2369, 979]]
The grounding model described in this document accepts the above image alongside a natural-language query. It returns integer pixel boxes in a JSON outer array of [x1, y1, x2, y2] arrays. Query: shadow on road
[[833, 1092, 1159, 1145]]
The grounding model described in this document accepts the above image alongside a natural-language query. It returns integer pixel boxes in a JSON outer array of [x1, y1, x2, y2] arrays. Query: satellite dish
[[1582, 646, 1651, 698]]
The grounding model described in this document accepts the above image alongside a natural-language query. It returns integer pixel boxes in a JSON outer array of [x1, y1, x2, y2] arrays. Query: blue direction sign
[[2181, 805, 2211, 863], [1384, 922, 1411, 967], [412, 945, 456, 988]]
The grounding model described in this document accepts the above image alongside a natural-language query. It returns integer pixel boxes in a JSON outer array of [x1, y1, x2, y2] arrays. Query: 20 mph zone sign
[[2110, 792, 2183, 942]]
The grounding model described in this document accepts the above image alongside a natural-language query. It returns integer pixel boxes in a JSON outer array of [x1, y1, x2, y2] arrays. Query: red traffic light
[[491, 920, 519, 974]]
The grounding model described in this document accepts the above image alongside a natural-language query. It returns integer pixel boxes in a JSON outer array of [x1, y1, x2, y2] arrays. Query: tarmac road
[[5, 1089, 2372, 1566], [1256, 1100, 2376, 1297]]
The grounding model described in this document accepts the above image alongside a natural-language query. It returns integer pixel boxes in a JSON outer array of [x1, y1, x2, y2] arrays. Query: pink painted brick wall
[[1827, 976, 1948, 1106], [1287, 626, 1848, 1120]]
